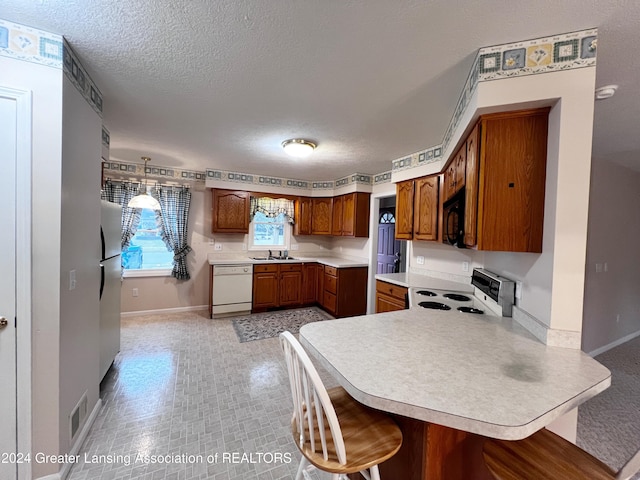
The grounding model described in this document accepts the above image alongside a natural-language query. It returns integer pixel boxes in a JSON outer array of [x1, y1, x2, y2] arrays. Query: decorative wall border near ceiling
[[103, 161, 206, 183], [374, 171, 392, 185], [0, 18, 104, 118], [0, 18, 63, 68], [63, 38, 103, 117], [392, 28, 597, 174], [206, 169, 375, 190]]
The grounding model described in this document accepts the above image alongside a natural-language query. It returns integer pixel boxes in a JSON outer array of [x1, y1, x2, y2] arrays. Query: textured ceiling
[[3, 1, 639, 179]]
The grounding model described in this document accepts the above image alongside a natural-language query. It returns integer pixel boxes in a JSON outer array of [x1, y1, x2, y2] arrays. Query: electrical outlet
[[290, 244, 299, 250], [595, 263, 603, 273], [241, 243, 247, 251], [69, 270, 76, 291], [416, 256, 425, 265], [462, 261, 469, 272], [132, 288, 139, 297], [214, 243, 223, 251]]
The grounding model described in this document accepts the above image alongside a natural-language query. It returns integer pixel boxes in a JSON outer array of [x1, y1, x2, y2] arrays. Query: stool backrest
[[280, 331, 347, 465]]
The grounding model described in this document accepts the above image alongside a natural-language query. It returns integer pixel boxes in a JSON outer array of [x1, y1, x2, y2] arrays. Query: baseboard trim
[[121, 304, 208, 318], [588, 329, 640, 357], [35, 399, 102, 480]]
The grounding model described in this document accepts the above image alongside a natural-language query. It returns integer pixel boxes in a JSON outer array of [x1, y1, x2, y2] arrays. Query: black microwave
[[443, 189, 466, 248]]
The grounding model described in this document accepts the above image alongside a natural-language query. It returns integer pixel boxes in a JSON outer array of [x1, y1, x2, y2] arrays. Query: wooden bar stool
[[483, 427, 640, 480], [280, 331, 403, 480]]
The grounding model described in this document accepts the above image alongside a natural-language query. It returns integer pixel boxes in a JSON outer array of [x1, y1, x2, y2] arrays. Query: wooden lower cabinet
[[349, 418, 493, 480], [302, 263, 319, 304], [252, 264, 279, 309], [279, 264, 302, 306], [321, 266, 368, 318], [375, 280, 408, 313]]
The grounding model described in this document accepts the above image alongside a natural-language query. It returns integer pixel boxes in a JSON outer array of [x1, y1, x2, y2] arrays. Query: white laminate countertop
[[299, 309, 611, 440], [207, 254, 368, 268], [375, 272, 474, 292]]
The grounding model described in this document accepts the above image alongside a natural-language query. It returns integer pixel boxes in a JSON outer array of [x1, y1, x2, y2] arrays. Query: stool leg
[[295, 457, 308, 480], [370, 465, 381, 480]]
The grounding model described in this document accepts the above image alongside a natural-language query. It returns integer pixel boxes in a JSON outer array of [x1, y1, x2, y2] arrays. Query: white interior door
[[0, 93, 18, 479]]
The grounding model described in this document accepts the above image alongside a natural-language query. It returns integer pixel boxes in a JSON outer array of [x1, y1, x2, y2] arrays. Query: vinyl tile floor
[[68, 310, 640, 480], [67, 310, 337, 480]]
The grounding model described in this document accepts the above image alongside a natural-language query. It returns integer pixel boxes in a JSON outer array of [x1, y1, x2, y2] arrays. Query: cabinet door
[[332, 195, 343, 236], [342, 192, 370, 237], [252, 272, 279, 308], [464, 123, 480, 247], [280, 270, 302, 306], [311, 198, 333, 235], [294, 197, 313, 235], [443, 163, 456, 202], [376, 292, 406, 313], [455, 147, 466, 193], [413, 176, 439, 241], [302, 264, 318, 304], [212, 189, 250, 233], [316, 264, 324, 304], [395, 180, 415, 240]]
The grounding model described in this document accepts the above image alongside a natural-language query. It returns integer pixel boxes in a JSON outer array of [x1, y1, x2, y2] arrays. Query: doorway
[[0, 89, 19, 480], [376, 197, 407, 274]]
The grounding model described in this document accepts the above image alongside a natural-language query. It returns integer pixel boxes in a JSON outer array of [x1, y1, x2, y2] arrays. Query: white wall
[[2, 55, 65, 478], [582, 161, 640, 353], [59, 77, 102, 456]]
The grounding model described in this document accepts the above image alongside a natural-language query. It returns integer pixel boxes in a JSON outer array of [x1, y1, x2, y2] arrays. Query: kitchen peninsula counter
[[375, 271, 474, 292], [299, 309, 611, 479]]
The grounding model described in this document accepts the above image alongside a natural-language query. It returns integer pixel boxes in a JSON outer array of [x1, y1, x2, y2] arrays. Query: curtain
[[249, 196, 295, 224], [155, 185, 192, 280], [101, 180, 142, 249]]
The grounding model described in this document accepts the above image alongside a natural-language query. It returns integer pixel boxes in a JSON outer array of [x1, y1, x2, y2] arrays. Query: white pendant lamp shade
[[128, 156, 161, 210], [128, 190, 161, 210], [282, 138, 316, 158]]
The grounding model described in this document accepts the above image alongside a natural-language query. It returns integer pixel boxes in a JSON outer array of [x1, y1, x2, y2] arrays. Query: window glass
[[122, 208, 173, 269], [249, 211, 289, 250]]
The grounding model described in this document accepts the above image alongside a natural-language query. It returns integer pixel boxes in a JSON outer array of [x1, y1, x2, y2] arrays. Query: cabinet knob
[[0, 317, 8, 329]]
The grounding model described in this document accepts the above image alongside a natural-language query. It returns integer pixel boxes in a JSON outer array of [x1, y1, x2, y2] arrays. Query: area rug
[[232, 307, 334, 343]]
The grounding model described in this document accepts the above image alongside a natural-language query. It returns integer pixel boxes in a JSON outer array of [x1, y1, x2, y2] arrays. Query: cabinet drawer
[[323, 291, 337, 313], [279, 263, 302, 272], [375, 280, 408, 302], [324, 265, 337, 276], [324, 274, 337, 294], [254, 264, 278, 273]]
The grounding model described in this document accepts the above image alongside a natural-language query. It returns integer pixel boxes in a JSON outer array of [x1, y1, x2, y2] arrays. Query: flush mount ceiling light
[[595, 84, 618, 100], [282, 138, 317, 158], [127, 156, 161, 210]]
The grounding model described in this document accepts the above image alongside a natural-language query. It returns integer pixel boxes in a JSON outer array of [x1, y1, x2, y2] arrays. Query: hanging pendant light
[[127, 156, 161, 210]]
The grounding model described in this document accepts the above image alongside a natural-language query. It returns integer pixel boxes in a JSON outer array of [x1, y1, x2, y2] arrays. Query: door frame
[[2, 86, 33, 480]]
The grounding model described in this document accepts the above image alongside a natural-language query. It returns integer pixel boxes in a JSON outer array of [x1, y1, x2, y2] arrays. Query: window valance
[[250, 196, 295, 224]]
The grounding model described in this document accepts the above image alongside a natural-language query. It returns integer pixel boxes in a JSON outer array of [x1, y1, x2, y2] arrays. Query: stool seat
[[483, 428, 616, 480]]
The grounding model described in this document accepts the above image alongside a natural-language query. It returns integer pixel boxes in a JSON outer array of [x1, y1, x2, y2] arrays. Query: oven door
[[443, 191, 466, 248]]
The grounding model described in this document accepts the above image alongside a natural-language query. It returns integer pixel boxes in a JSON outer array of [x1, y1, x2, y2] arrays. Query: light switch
[[69, 270, 76, 291]]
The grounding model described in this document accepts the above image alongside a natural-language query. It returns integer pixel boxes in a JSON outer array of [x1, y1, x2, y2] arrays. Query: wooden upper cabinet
[[443, 146, 466, 202], [294, 196, 313, 235], [342, 192, 370, 237], [464, 124, 480, 247], [311, 197, 333, 235], [395, 180, 415, 240], [413, 175, 439, 241], [472, 108, 550, 252], [331, 195, 343, 235], [212, 189, 250, 233]]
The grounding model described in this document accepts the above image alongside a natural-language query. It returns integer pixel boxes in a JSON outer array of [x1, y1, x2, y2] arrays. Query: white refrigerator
[[100, 200, 122, 380]]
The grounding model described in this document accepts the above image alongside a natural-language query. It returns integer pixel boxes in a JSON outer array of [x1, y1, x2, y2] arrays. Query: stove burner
[[457, 306, 484, 314], [418, 301, 451, 310], [416, 290, 437, 297], [443, 293, 472, 302]]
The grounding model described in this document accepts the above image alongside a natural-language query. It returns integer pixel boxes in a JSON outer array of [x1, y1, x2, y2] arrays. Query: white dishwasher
[[211, 264, 253, 318]]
